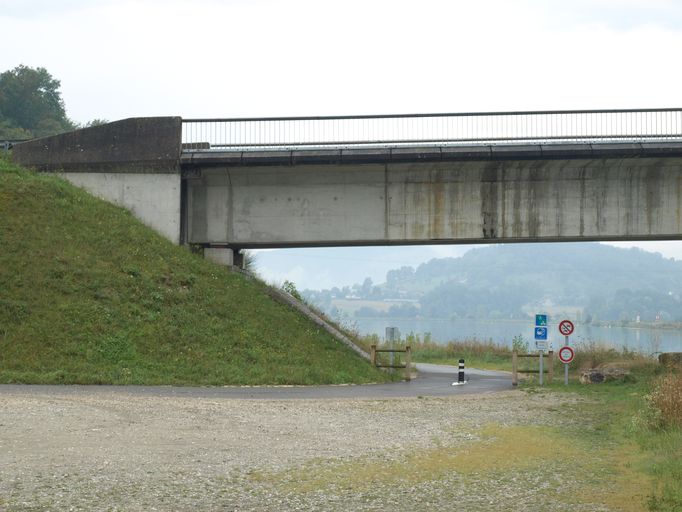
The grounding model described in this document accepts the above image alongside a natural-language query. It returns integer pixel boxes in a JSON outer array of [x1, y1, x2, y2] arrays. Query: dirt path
[[0, 388, 645, 511]]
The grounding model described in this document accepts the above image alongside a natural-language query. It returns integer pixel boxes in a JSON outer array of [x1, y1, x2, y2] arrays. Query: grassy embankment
[[0, 156, 390, 385]]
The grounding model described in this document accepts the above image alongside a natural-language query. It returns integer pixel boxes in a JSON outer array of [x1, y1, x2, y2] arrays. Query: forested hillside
[[304, 243, 682, 324]]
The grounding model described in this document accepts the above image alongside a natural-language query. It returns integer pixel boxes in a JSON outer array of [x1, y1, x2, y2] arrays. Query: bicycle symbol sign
[[559, 320, 574, 336]]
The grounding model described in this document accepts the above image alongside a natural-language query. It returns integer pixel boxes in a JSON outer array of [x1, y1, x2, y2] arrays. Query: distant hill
[[0, 157, 385, 385], [304, 243, 682, 324]]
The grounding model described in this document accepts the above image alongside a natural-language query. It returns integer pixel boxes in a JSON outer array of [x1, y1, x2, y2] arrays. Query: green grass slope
[[0, 157, 387, 385]]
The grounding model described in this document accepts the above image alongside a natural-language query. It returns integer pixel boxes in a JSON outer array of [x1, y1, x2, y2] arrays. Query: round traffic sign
[[558, 319, 574, 336], [558, 346, 575, 364]]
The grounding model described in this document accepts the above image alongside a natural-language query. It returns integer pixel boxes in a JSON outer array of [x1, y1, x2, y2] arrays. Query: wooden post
[[370, 345, 377, 366], [512, 351, 518, 386], [405, 346, 412, 382], [548, 350, 554, 384]]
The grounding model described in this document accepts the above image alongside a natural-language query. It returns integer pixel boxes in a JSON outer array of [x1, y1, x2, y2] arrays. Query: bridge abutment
[[12, 117, 183, 244]]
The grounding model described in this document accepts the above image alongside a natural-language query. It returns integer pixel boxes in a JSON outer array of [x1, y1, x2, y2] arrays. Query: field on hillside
[[0, 157, 388, 385]]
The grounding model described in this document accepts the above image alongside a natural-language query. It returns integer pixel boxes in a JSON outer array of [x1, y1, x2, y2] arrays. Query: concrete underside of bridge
[[185, 156, 682, 250]]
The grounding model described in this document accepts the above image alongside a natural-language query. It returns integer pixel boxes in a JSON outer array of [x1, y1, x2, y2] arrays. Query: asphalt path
[[0, 364, 513, 399]]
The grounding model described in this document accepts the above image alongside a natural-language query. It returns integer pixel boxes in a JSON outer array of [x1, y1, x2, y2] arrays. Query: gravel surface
[[0, 388, 607, 511]]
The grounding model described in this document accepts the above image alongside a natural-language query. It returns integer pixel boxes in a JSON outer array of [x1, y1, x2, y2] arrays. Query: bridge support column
[[204, 247, 236, 267], [204, 247, 245, 269]]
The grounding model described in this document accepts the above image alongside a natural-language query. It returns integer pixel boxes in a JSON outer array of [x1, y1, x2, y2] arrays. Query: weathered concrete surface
[[12, 118, 182, 243], [204, 247, 236, 266], [12, 117, 181, 172], [185, 155, 682, 247], [63, 172, 181, 243]]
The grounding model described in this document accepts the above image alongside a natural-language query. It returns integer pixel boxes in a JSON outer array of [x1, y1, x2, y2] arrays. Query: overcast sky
[[3, 0, 682, 288]]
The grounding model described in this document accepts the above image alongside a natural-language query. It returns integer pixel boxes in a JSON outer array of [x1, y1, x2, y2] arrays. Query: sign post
[[386, 327, 399, 369], [534, 315, 548, 385], [558, 320, 575, 385]]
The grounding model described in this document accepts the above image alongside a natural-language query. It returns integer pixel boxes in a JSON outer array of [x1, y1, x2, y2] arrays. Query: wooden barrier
[[512, 351, 554, 386], [371, 345, 412, 381]]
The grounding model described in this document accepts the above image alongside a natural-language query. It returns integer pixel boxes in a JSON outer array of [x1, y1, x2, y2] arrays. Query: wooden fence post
[[405, 345, 412, 382], [512, 351, 518, 386], [370, 345, 377, 366], [548, 350, 554, 384]]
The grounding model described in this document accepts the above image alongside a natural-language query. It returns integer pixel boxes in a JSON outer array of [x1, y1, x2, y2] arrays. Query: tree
[[0, 65, 76, 139], [83, 118, 109, 128]]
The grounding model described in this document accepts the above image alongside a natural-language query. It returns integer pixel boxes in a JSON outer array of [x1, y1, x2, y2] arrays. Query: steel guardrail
[[182, 108, 682, 151], [1, 139, 30, 152]]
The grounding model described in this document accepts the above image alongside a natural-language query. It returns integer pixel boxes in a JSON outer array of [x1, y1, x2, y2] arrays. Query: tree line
[[0, 65, 105, 140], [303, 243, 682, 324]]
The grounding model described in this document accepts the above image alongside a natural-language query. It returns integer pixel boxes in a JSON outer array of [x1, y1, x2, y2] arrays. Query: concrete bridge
[[12, 109, 682, 265]]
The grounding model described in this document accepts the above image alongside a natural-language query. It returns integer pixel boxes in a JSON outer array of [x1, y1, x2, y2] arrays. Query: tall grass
[[649, 372, 682, 429], [365, 332, 652, 373], [571, 340, 650, 371]]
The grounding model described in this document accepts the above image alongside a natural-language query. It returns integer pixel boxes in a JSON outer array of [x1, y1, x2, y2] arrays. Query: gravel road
[[0, 384, 609, 512]]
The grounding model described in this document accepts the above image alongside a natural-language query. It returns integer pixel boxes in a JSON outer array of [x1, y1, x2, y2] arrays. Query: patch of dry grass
[[649, 372, 682, 428], [252, 422, 650, 511]]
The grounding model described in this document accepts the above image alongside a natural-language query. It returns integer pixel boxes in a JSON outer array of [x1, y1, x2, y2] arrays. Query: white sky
[[3, 0, 682, 288], [3, 0, 682, 121]]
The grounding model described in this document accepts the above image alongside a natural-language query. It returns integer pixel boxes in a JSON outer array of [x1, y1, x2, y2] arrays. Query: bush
[[512, 334, 529, 353], [649, 372, 682, 429], [281, 280, 302, 301]]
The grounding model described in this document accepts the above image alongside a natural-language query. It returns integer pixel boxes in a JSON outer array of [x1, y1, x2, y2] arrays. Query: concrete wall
[[63, 172, 181, 243], [13, 117, 182, 243], [185, 156, 682, 247]]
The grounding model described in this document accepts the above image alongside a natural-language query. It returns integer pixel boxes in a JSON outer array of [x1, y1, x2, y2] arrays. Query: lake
[[352, 317, 682, 355]]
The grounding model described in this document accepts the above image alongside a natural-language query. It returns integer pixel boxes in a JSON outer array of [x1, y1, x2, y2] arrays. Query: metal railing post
[[405, 346, 412, 382], [512, 351, 518, 386]]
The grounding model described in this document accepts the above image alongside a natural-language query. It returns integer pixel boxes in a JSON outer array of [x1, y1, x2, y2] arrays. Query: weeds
[[364, 331, 655, 374], [649, 372, 682, 429]]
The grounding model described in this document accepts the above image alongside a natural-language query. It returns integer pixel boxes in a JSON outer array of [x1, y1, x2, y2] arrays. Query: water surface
[[352, 317, 682, 355]]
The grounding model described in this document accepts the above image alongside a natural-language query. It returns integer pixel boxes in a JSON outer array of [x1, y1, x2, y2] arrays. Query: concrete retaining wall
[[63, 172, 181, 243], [12, 118, 182, 243]]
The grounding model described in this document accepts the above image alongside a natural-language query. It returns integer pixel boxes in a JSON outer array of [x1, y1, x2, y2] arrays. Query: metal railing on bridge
[[182, 108, 682, 151]]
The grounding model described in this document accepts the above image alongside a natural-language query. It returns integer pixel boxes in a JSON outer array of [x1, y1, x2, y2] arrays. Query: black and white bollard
[[452, 358, 467, 386]]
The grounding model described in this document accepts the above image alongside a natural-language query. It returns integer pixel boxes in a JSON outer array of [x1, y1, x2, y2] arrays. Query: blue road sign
[[535, 314, 548, 327], [534, 327, 548, 340]]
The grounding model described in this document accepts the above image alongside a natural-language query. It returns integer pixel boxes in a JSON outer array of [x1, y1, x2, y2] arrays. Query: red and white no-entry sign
[[558, 320, 574, 336], [558, 346, 575, 364]]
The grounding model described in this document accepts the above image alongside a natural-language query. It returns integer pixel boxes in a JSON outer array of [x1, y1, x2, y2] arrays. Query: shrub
[[281, 280, 302, 301], [512, 334, 529, 353], [649, 372, 682, 429]]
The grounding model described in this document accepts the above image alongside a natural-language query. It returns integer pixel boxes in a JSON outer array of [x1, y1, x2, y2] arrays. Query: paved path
[[0, 364, 512, 399]]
